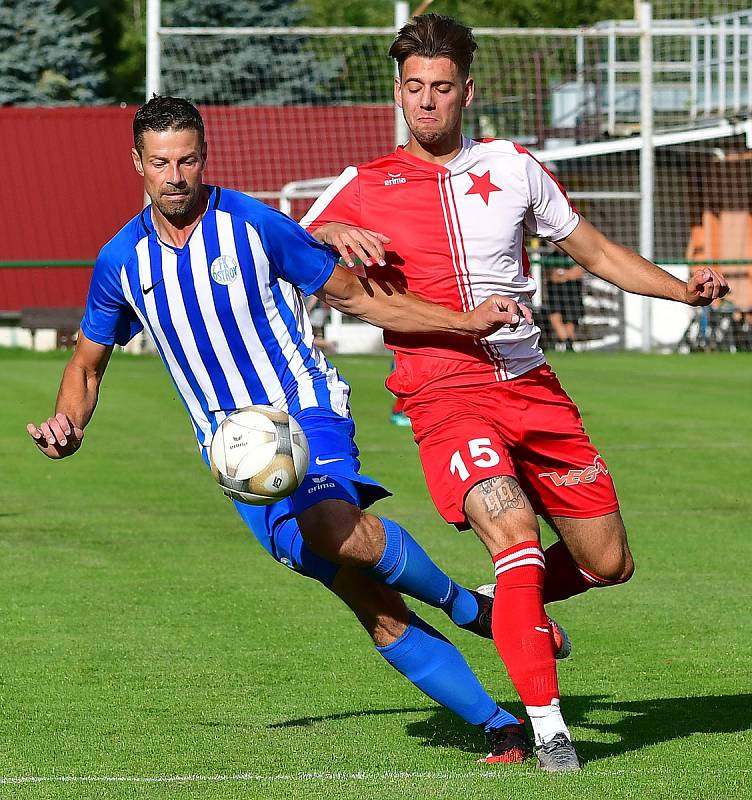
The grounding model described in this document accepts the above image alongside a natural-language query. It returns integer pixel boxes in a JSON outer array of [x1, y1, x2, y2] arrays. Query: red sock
[[491, 541, 559, 707], [543, 540, 617, 603]]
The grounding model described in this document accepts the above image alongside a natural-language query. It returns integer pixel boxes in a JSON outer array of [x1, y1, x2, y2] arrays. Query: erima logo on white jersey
[[384, 172, 407, 186], [210, 254, 239, 285]]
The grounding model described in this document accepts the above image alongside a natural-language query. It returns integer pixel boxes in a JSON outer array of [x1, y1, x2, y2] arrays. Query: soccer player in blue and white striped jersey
[[28, 96, 538, 762]]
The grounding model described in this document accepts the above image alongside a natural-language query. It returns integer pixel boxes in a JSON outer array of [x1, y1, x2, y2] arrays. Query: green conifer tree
[[161, 0, 339, 105], [0, 0, 106, 105]]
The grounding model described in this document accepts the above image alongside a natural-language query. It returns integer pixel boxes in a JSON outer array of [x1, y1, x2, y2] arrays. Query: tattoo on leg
[[477, 476, 527, 518]]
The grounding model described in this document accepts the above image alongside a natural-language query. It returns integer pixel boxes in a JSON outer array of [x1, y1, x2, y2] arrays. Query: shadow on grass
[[405, 693, 752, 762], [268, 706, 432, 729], [266, 694, 751, 763]]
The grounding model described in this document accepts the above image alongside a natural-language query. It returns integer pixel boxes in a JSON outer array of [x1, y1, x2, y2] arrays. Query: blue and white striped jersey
[[82, 186, 350, 448]]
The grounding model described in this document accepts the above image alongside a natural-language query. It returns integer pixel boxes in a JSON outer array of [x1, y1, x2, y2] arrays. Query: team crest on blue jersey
[[210, 254, 239, 285]]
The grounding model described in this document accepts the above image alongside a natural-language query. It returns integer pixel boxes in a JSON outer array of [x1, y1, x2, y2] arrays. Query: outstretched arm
[[27, 332, 114, 459], [316, 264, 533, 337], [556, 218, 729, 305]]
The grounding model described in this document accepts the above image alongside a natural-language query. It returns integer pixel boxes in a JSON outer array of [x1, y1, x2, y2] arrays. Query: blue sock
[[369, 518, 480, 626], [377, 614, 518, 730]]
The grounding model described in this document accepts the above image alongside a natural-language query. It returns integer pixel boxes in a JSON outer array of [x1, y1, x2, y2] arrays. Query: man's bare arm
[[557, 218, 729, 306], [27, 332, 114, 459], [316, 264, 533, 336]]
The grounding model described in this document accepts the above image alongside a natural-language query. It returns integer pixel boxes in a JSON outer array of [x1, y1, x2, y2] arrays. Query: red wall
[[0, 107, 142, 312], [0, 105, 394, 312]]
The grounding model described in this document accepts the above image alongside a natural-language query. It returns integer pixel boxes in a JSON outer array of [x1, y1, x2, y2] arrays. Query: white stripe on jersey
[[243, 219, 319, 410], [188, 230, 254, 409], [319, 352, 350, 418], [159, 245, 221, 413], [439, 173, 508, 381], [278, 279, 309, 338], [276, 280, 351, 419], [129, 244, 212, 444], [300, 167, 358, 229], [441, 173, 475, 310], [214, 210, 288, 410], [437, 172, 469, 312], [446, 176, 508, 380]]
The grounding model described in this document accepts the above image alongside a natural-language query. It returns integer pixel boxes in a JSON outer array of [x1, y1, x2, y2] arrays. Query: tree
[[301, 0, 395, 26], [160, 0, 340, 104], [301, 0, 636, 27], [63, 0, 145, 104], [0, 0, 107, 105]]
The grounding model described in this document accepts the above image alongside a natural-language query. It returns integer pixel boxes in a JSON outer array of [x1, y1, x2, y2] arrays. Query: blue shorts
[[207, 407, 391, 586], [290, 406, 389, 515]]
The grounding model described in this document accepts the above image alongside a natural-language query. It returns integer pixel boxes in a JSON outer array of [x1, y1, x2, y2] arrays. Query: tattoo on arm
[[477, 476, 527, 518]]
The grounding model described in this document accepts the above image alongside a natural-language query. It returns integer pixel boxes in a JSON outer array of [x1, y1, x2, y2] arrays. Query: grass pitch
[[2, 348, 750, 799]]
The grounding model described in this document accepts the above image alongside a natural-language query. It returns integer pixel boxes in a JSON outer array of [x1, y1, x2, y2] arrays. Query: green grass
[[1, 349, 750, 799]]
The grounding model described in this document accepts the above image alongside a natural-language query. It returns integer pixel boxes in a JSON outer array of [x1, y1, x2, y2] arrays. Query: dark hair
[[388, 13, 477, 79], [133, 95, 205, 154]]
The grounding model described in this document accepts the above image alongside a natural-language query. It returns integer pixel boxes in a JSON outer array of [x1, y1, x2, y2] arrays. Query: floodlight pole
[[639, 2, 654, 351], [394, 1, 410, 147], [146, 0, 162, 100]]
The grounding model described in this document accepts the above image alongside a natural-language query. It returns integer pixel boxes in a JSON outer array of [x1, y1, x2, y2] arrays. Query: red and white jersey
[[301, 137, 580, 389]]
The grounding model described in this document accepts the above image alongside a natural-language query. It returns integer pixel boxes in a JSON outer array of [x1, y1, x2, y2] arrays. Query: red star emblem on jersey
[[465, 170, 502, 204]]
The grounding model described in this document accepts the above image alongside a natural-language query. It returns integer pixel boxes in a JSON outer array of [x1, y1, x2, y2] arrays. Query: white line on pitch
[[0, 768, 749, 785]]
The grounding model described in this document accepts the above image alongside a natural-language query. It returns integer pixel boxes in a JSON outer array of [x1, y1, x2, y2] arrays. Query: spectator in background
[[545, 258, 585, 352], [305, 295, 336, 352], [389, 360, 411, 426], [391, 395, 411, 426], [731, 306, 752, 351]]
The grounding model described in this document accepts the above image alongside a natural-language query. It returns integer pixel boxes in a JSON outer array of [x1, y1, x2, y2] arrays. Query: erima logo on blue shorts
[[308, 474, 336, 493]]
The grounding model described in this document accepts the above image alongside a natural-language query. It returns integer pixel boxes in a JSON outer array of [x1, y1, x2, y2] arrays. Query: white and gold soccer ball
[[209, 406, 309, 505]]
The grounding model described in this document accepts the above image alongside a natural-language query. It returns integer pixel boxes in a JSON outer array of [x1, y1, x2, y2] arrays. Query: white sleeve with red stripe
[[300, 166, 360, 230], [517, 147, 580, 241]]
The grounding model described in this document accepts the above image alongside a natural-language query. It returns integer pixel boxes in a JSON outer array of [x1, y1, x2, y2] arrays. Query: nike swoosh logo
[[142, 278, 165, 295], [314, 456, 344, 466], [535, 626, 550, 634]]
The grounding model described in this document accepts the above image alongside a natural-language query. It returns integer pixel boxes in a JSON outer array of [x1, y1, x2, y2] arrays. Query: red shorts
[[402, 365, 619, 528]]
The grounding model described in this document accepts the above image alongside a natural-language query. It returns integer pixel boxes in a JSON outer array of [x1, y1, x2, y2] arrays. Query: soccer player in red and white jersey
[[301, 14, 729, 772]]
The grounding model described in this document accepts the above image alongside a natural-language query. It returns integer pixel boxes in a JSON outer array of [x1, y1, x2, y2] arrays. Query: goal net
[[155, 9, 752, 353]]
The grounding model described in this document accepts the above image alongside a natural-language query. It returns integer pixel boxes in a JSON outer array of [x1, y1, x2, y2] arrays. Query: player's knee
[[617, 550, 635, 583], [607, 534, 634, 583], [568, 513, 633, 585], [599, 556, 634, 584], [585, 547, 634, 585], [350, 512, 388, 565], [298, 500, 380, 567]]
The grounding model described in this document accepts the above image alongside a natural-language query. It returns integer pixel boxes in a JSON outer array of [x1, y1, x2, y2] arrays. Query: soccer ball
[[209, 406, 309, 505]]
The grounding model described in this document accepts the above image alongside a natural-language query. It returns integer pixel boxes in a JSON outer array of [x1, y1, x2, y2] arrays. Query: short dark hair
[[388, 13, 477, 79], [133, 95, 205, 154]]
